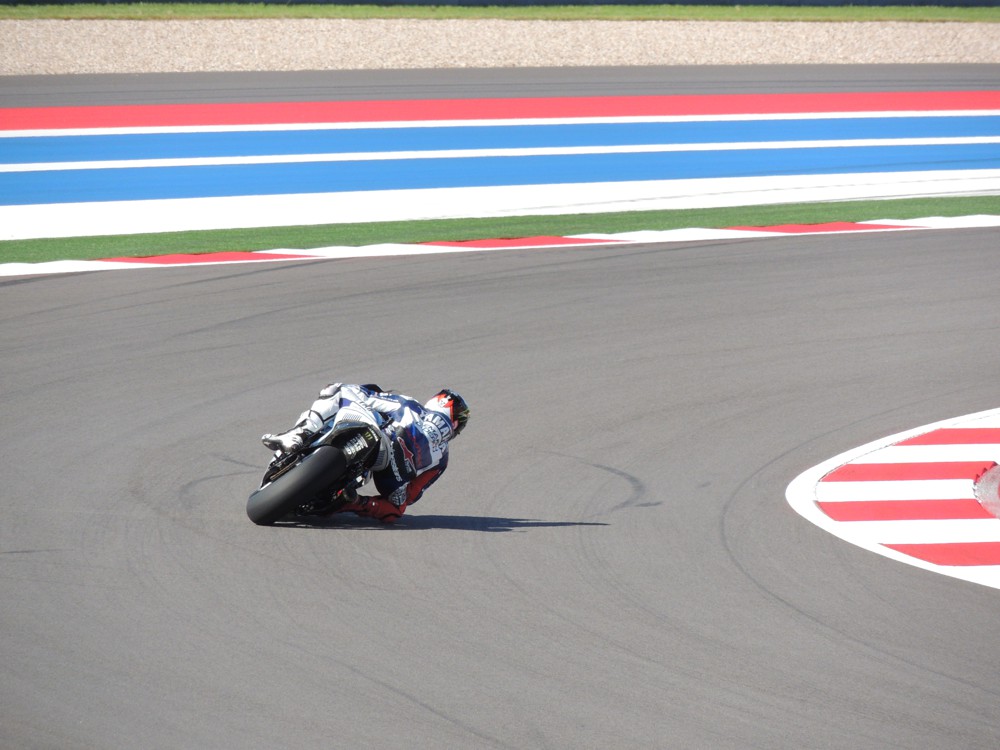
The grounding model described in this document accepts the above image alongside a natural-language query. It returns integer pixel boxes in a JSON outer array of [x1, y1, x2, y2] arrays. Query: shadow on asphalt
[[276, 513, 609, 532]]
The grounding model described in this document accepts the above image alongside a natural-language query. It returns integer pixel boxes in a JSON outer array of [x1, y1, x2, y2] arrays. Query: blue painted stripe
[[3, 144, 998, 206], [2, 116, 999, 164]]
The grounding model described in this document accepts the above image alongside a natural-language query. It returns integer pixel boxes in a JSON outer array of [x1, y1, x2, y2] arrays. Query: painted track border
[[3, 214, 999, 278], [787, 407, 1000, 590]]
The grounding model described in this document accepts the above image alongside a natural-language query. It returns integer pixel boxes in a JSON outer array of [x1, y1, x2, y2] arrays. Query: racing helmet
[[424, 389, 470, 437]]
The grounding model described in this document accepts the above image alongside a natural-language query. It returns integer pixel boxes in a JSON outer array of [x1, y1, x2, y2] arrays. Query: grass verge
[[2, 3, 998, 21], [2, 195, 997, 264]]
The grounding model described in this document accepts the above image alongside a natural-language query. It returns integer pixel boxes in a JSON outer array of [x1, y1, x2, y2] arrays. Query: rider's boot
[[261, 407, 326, 454], [340, 496, 406, 524], [260, 428, 305, 453]]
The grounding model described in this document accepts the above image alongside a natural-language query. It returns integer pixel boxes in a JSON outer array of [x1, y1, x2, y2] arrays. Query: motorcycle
[[246, 420, 383, 525]]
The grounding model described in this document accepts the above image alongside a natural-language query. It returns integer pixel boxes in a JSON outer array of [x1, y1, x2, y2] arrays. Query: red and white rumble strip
[[787, 407, 1000, 590], [2, 214, 998, 278]]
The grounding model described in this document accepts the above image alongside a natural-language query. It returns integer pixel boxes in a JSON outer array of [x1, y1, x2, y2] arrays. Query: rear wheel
[[246, 446, 347, 526]]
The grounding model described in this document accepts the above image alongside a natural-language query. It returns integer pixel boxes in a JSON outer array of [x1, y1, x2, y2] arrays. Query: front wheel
[[246, 445, 347, 526]]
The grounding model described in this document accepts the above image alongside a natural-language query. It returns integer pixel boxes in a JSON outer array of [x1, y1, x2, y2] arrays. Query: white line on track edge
[[5, 109, 1000, 138], [6, 137, 1000, 173]]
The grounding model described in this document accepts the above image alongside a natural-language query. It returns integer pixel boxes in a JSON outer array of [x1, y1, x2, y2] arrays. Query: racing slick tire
[[246, 445, 347, 526]]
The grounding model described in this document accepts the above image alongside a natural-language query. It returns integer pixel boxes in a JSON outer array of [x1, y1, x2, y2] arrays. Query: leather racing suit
[[267, 383, 452, 523]]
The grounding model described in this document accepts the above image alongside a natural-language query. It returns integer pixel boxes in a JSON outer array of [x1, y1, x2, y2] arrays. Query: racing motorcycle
[[246, 420, 383, 525]]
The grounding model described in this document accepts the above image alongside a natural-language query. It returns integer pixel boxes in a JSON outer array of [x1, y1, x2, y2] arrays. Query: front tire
[[246, 445, 347, 526]]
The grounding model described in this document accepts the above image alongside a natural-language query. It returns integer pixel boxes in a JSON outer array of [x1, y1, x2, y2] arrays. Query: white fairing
[[301, 384, 392, 470]]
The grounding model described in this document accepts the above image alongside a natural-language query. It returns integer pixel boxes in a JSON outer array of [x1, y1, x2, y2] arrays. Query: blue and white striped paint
[[2, 98, 998, 240]]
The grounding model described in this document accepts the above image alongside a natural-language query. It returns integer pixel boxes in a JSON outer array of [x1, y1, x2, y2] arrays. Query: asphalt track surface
[[3, 66, 1000, 749]]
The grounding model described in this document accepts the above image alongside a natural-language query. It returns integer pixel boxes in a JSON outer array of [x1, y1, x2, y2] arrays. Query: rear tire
[[246, 445, 347, 526]]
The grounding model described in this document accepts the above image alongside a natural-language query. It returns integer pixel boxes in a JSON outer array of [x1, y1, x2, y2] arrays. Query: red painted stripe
[[822, 461, 996, 482], [898, 428, 1000, 445], [884, 541, 1000, 566], [423, 236, 618, 248], [101, 252, 312, 264], [728, 222, 913, 233], [4, 91, 1000, 131], [819, 499, 993, 522]]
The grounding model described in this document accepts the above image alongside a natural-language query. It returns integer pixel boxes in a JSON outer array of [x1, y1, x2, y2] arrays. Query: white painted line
[[7, 137, 999, 172], [967, 414, 1000, 428], [575, 228, 791, 242], [837, 518, 1000, 545], [0, 260, 152, 276], [263, 243, 474, 259], [5, 109, 998, 138], [870, 215, 1000, 229], [815, 479, 977, 502]]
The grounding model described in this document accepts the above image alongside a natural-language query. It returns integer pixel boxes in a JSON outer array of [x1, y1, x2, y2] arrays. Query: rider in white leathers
[[262, 383, 469, 523]]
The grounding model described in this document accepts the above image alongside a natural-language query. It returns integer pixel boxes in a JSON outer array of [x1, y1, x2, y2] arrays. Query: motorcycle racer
[[262, 383, 469, 523]]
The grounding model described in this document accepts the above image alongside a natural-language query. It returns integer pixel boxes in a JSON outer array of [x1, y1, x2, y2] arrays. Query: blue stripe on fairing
[[3, 143, 999, 206], [2, 116, 999, 164]]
